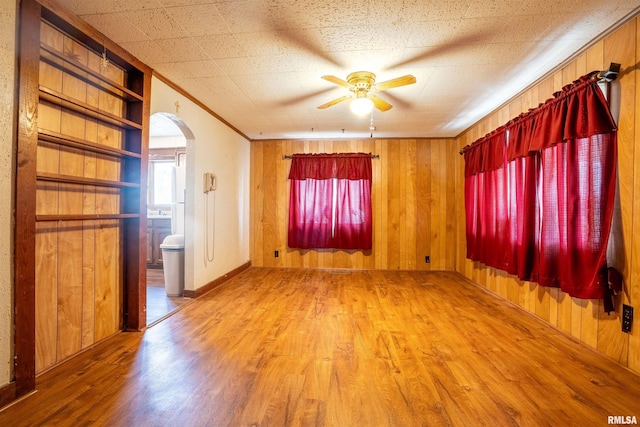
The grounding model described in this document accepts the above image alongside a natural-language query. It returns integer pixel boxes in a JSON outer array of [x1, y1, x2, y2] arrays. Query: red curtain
[[463, 72, 618, 302], [288, 153, 372, 250]]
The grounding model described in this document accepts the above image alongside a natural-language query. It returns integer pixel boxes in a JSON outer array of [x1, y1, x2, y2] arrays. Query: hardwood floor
[[146, 268, 192, 325], [1, 268, 639, 426]]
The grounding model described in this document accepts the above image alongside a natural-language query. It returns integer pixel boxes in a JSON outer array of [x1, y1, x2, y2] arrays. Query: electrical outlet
[[622, 304, 633, 333], [425, 256, 430, 263], [274, 250, 279, 258]]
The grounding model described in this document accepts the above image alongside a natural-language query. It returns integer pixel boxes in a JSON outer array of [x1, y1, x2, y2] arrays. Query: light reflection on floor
[[146, 269, 191, 325]]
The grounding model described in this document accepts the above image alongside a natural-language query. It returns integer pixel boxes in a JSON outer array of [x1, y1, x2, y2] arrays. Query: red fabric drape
[[288, 153, 372, 250], [463, 72, 618, 302]]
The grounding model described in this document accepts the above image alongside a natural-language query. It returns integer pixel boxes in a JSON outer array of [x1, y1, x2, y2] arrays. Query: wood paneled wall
[[250, 138, 457, 271], [454, 17, 640, 374]]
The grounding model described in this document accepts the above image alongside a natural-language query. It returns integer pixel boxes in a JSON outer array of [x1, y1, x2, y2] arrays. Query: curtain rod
[[458, 63, 621, 157], [283, 154, 380, 159]]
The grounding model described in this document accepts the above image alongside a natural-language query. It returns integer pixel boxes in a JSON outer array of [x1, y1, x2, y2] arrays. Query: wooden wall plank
[[57, 143, 84, 362], [35, 223, 57, 372], [416, 140, 431, 271], [445, 142, 456, 271], [597, 18, 635, 365], [387, 140, 401, 270], [399, 140, 408, 270], [94, 220, 119, 341], [250, 141, 264, 267], [34, 14, 59, 376], [430, 141, 443, 270], [274, 141, 285, 268], [56, 222, 83, 361], [406, 140, 417, 270], [362, 139, 376, 271], [377, 139, 388, 270], [82, 220, 96, 349], [262, 141, 277, 267]]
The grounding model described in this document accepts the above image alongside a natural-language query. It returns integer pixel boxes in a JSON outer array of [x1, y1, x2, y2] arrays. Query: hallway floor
[[146, 268, 191, 325]]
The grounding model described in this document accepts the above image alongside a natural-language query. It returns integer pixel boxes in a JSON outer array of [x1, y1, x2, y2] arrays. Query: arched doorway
[[147, 112, 195, 324]]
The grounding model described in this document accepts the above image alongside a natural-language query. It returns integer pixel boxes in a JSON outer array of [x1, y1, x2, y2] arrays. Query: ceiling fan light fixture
[[350, 97, 374, 116]]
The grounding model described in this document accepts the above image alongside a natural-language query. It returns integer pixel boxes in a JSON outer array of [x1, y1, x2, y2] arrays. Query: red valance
[[463, 72, 617, 176], [288, 153, 372, 180]]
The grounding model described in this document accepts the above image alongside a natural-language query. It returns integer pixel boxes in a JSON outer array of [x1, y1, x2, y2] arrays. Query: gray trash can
[[160, 234, 185, 296]]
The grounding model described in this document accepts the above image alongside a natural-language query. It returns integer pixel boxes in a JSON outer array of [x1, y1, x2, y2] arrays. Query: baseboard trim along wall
[[184, 261, 252, 298]]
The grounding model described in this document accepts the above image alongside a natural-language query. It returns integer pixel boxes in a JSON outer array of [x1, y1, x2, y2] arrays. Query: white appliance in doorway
[[171, 164, 186, 235]]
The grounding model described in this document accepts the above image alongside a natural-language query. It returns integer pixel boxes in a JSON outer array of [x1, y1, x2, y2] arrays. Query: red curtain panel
[[463, 72, 618, 305], [288, 153, 372, 250]]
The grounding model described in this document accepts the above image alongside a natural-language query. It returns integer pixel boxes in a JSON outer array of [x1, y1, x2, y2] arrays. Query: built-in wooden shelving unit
[[13, 0, 151, 402]]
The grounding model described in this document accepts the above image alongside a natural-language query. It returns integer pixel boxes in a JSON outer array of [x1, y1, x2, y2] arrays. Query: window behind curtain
[[288, 153, 372, 250], [462, 72, 618, 307]]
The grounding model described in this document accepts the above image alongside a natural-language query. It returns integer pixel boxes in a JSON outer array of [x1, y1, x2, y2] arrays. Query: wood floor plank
[[2, 268, 640, 426]]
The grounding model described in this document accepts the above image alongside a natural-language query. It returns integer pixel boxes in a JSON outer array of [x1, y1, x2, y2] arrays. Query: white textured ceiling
[[57, 0, 639, 140]]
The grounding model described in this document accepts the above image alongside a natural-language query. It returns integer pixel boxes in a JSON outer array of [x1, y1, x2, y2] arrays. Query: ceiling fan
[[317, 71, 416, 115]]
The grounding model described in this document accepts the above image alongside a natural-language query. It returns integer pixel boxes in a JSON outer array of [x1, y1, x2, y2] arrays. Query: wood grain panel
[[445, 141, 456, 271], [250, 140, 264, 265], [376, 138, 388, 270], [387, 140, 401, 270], [597, 18, 635, 365], [56, 222, 83, 361], [57, 143, 84, 362], [429, 141, 441, 270], [262, 141, 277, 267], [405, 140, 417, 270], [416, 140, 431, 271], [398, 140, 408, 270], [35, 85, 60, 373], [81, 150, 96, 348], [35, 223, 57, 373], [94, 220, 116, 341], [82, 219, 96, 349]]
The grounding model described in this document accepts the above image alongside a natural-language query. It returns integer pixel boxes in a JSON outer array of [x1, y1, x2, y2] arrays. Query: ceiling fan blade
[[278, 87, 336, 107], [266, 17, 342, 68], [387, 31, 492, 69], [317, 95, 353, 109], [321, 75, 352, 89], [382, 92, 412, 109], [370, 95, 393, 112], [374, 75, 416, 91]]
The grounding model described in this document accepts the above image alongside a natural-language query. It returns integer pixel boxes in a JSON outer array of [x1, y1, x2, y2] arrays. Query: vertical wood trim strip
[[629, 16, 640, 373], [124, 71, 151, 331], [15, 0, 41, 397]]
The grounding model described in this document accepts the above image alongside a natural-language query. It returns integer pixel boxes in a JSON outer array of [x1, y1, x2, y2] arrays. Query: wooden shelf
[[40, 43, 144, 102], [36, 213, 140, 222], [37, 172, 140, 188], [38, 129, 141, 159], [39, 86, 143, 130]]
